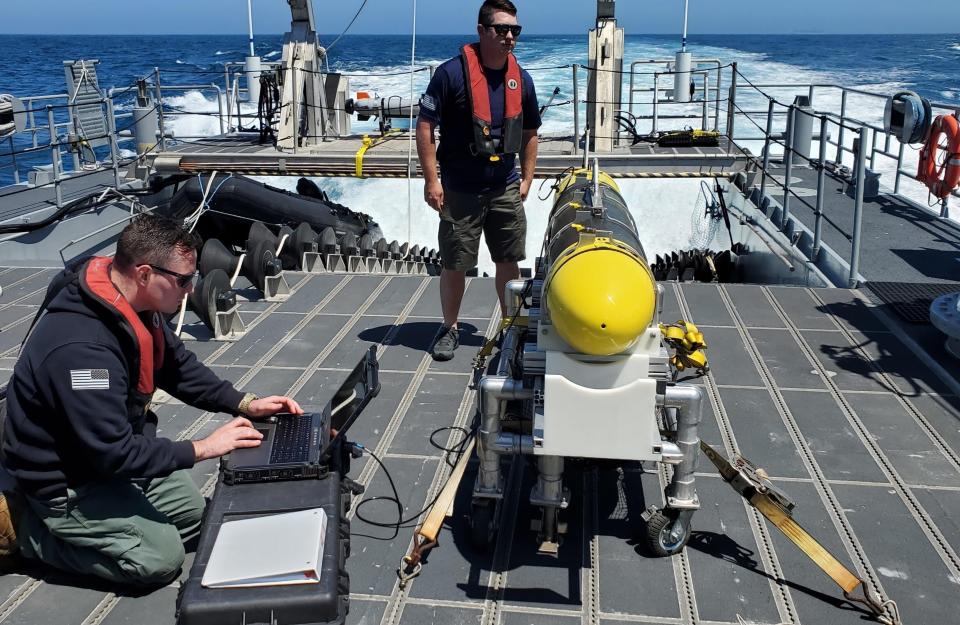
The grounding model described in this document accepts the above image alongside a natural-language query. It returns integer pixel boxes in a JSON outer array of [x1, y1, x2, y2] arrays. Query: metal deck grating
[[0, 272, 959, 625], [864, 281, 960, 324]]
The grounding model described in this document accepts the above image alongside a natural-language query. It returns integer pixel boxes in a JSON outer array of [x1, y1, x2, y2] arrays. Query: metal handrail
[[157, 83, 226, 135], [627, 58, 723, 132], [728, 62, 960, 285]]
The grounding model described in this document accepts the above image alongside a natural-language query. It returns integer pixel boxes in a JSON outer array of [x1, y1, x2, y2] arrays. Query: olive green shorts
[[438, 181, 527, 271]]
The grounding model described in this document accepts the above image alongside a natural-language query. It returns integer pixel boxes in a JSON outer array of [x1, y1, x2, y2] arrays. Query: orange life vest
[[81, 256, 165, 396], [460, 43, 524, 159]]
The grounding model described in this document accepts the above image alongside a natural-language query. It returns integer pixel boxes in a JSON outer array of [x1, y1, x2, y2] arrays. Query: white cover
[[201, 508, 327, 588]]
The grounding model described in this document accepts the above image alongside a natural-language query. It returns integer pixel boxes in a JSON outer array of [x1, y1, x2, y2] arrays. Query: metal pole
[[154, 68, 167, 151], [701, 74, 708, 130], [47, 106, 62, 208], [812, 114, 827, 261], [628, 63, 636, 117], [30, 107, 38, 148], [9, 136, 19, 185], [105, 98, 121, 189], [220, 83, 228, 134], [680, 0, 689, 52], [781, 105, 796, 230], [652, 73, 659, 134], [835, 89, 847, 165], [807, 85, 814, 107], [247, 0, 255, 57], [572, 64, 580, 155], [894, 140, 905, 194], [759, 98, 775, 199], [849, 126, 868, 288], [292, 67, 299, 152], [869, 128, 877, 170], [713, 63, 722, 131], [726, 62, 738, 150], [941, 197, 950, 219], [70, 137, 81, 173]]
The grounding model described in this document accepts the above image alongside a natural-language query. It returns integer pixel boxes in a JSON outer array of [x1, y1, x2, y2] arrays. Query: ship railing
[[625, 58, 724, 134], [728, 79, 960, 203], [722, 66, 960, 286], [0, 92, 128, 206], [219, 61, 282, 131]]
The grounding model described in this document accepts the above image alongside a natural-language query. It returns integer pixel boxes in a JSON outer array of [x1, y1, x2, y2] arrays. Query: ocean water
[[1, 33, 958, 272]]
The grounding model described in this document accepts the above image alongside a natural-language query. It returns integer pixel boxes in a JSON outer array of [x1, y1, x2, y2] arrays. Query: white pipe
[[406, 0, 418, 246], [681, 0, 689, 52], [247, 0, 255, 57]]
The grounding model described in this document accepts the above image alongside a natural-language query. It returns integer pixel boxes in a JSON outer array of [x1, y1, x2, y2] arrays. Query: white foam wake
[[252, 175, 705, 278]]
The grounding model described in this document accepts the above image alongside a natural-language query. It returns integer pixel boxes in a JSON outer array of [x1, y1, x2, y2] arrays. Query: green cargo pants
[[18, 470, 204, 587]]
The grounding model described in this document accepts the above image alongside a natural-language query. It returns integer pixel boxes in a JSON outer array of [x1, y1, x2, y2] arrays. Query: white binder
[[201, 508, 328, 588]]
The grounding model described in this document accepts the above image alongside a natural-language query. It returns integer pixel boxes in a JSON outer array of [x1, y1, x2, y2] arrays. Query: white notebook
[[201, 508, 328, 588]]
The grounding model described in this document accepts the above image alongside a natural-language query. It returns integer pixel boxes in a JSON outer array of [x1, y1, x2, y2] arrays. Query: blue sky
[[1, 0, 957, 35]]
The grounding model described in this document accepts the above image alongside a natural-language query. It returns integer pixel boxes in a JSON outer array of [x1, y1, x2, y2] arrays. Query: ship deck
[[1, 267, 959, 625]]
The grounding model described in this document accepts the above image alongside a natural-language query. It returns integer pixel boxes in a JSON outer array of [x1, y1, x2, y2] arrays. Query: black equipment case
[[177, 468, 353, 625]]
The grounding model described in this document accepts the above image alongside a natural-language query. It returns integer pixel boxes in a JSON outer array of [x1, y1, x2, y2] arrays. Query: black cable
[[350, 426, 473, 540], [324, 0, 370, 53]]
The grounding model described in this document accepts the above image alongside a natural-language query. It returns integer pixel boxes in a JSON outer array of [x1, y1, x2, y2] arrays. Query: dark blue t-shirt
[[419, 55, 541, 194]]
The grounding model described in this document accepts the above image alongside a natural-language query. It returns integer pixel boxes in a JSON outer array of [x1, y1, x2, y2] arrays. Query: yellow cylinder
[[545, 238, 657, 356]]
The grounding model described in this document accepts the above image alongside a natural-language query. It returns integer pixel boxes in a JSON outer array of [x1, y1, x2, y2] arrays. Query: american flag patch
[[70, 369, 110, 390]]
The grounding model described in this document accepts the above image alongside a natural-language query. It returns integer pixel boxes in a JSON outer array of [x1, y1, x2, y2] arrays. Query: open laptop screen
[[322, 345, 380, 455]]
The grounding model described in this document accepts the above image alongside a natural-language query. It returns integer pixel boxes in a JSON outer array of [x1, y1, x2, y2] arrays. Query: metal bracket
[[472, 473, 505, 500], [665, 493, 701, 511], [529, 486, 571, 510], [365, 257, 381, 273], [263, 273, 291, 301], [213, 305, 246, 340], [346, 255, 367, 273], [322, 253, 346, 273], [301, 251, 325, 273], [380, 259, 400, 274]]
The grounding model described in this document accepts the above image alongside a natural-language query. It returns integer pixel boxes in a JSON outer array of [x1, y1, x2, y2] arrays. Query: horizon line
[[0, 31, 956, 36]]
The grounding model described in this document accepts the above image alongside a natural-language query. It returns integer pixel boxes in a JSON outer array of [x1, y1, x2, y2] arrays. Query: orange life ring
[[917, 114, 960, 199]]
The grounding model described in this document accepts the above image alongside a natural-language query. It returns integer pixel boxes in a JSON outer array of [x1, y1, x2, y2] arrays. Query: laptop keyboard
[[269, 415, 313, 464]]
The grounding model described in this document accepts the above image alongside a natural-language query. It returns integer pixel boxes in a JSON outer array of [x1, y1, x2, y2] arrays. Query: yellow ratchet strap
[[354, 129, 401, 178], [398, 436, 476, 587], [473, 317, 529, 372], [659, 320, 709, 376]]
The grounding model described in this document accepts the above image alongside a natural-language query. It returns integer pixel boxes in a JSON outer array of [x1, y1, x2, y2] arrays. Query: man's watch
[[238, 393, 259, 416]]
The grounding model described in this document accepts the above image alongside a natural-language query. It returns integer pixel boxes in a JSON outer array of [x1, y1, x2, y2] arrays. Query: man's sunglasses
[[148, 264, 198, 288], [482, 23, 522, 37]]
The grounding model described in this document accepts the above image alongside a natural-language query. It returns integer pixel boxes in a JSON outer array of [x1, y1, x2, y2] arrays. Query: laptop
[[221, 345, 380, 484]]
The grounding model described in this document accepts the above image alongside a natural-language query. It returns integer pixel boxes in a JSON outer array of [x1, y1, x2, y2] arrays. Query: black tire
[[646, 510, 691, 557], [470, 501, 496, 552]]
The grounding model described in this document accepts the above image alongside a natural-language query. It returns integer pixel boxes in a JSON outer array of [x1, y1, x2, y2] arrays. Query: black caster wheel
[[646, 509, 691, 557], [469, 501, 496, 552]]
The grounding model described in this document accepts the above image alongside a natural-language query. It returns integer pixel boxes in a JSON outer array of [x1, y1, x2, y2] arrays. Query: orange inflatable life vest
[[917, 113, 960, 200], [460, 43, 524, 160]]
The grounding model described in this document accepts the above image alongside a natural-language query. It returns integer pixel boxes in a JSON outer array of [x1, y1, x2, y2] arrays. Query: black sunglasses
[[148, 264, 198, 288], [483, 23, 522, 37]]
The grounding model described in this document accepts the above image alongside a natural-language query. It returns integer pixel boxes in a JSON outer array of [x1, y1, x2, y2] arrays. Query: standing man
[[0, 214, 302, 586], [417, 0, 541, 361]]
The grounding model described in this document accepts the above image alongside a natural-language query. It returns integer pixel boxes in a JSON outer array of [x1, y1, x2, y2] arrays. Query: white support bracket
[[347, 255, 367, 273], [323, 253, 347, 273], [213, 305, 247, 341], [302, 251, 325, 273], [264, 273, 291, 301]]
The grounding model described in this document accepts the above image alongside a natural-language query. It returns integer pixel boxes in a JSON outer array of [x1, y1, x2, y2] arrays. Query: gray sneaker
[[430, 325, 459, 361]]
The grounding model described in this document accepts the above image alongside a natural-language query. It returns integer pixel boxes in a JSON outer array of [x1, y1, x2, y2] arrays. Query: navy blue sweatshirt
[[3, 271, 245, 500]]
